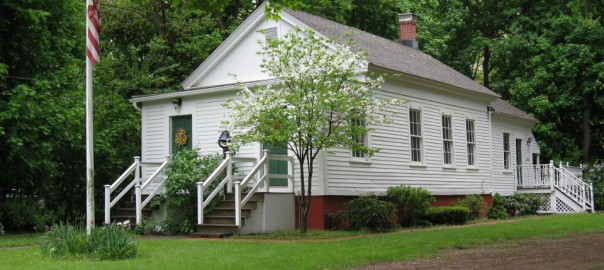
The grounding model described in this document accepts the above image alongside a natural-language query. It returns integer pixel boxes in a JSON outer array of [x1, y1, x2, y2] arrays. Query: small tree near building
[[226, 28, 400, 233]]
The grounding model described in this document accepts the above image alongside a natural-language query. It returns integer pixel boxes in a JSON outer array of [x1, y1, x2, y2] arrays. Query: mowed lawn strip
[[0, 233, 41, 247], [1, 214, 603, 270]]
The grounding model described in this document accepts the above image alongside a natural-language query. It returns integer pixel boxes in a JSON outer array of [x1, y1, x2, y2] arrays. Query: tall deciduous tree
[[226, 28, 399, 233]]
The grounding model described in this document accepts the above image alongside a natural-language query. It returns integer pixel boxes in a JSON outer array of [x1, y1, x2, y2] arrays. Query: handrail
[[240, 155, 269, 187], [202, 177, 229, 208], [554, 165, 592, 211], [110, 162, 137, 192], [241, 173, 267, 207], [104, 156, 140, 225], [201, 155, 231, 189], [141, 157, 170, 190], [135, 155, 170, 225], [197, 150, 295, 228], [197, 152, 232, 225], [109, 178, 138, 208]]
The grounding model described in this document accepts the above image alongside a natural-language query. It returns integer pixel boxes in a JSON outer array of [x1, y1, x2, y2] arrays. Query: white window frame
[[350, 118, 370, 162], [466, 119, 476, 166], [442, 115, 454, 166], [503, 132, 511, 170], [409, 109, 423, 164]]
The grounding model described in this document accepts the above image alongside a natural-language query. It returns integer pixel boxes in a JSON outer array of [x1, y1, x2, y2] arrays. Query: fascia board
[[370, 65, 499, 103], [130, 79, 280, 103]]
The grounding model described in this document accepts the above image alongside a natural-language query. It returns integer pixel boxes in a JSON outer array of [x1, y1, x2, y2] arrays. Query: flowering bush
[[583, 164, 604, 209], [225, 27, 401, 232], [164, 149, 231, 233]]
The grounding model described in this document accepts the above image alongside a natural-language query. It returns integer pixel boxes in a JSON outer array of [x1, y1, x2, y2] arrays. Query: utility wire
[[0, 74, 181, 93]]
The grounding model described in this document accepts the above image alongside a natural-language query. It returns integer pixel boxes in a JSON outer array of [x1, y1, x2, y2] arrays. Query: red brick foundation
[[295, 194, 494, 229]]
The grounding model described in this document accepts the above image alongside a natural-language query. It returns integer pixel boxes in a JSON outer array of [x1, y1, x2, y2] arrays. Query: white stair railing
[[197, 152, 233, 225], [555, 165, 593, 212], [135, 155, 170, 224], [104, 156, 140, 225], [516, 160, 593, 213], [196, 150, 295, 227]]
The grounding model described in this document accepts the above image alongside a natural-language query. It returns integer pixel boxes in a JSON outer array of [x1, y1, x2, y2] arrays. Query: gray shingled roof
[[285, 9, 499, 97], [491, 98, 538, 122]]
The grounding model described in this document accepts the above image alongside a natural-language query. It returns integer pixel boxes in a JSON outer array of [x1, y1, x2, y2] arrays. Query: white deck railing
[[516, 160, 593, 212]]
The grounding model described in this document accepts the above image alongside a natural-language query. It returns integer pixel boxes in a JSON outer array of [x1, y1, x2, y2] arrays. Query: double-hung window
[[442, 115, 454, 165], [503, 133, 511, 170], [409, 109, 423, 163], [466, 119, 476, 166], [351, 118, 367, 159]]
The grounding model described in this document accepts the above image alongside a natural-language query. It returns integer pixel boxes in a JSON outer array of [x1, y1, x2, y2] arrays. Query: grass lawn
[[232, 229, 370, 239], [1, 213, 603, 270], [0, 233, 41, 247]]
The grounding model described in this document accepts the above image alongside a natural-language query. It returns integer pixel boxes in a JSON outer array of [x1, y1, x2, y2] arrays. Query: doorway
[[171, 115, 192, 154], [263, 143, 288, 187]]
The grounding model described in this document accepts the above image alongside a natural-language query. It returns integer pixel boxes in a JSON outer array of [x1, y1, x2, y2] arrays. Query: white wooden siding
[[491, 115, 540, 196], [325, 79, 493, 196]]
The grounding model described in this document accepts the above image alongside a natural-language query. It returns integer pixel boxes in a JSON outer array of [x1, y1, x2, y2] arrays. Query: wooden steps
[[194, 193, 264, 237], [106, 195, 153, 227]]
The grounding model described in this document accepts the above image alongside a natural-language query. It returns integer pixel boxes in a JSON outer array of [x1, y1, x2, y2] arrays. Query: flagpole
[[85, 0, 95, 234]]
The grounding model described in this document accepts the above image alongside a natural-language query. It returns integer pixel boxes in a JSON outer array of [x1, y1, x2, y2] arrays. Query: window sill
[[349, 158, 371, 164], [466, 166, 479, 171], [502, 170, 514, 175], [442, 165, 457, 170], [409, 163, 426, 168]]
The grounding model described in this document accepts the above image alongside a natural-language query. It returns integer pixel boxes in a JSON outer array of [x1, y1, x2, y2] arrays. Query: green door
[[263, 143, 288, 187], [171, 115, 192, 154]]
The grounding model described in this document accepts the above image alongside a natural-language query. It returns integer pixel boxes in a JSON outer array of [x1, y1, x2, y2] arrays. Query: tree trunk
[[213, 11, 227, 40], [482, 46, 491, 89], [582, 106, 592, 163]]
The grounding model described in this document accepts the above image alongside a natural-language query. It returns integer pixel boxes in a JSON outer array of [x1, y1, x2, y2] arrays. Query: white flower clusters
[[225, 27, 400, 159]]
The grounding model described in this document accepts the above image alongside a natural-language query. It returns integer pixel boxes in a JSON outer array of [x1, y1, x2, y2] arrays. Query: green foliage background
[[1, 0, 603, 227]]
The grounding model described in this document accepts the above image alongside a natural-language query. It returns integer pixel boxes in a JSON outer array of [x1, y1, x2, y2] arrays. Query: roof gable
[[182, 4, 499, 98], [181, 5, 270, 89]]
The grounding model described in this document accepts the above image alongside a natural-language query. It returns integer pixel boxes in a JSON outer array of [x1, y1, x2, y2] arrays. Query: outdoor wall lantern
[[218, 130, 231, 157], [172, 97, 182, 110], [527, 137, 532, 147]]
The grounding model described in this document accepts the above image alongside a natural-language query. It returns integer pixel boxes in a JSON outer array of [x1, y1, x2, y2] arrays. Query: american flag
[[86, 0, 101, 65]]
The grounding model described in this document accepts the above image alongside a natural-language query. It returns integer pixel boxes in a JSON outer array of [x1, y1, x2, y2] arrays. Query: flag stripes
[[87, 0, 101, 65]]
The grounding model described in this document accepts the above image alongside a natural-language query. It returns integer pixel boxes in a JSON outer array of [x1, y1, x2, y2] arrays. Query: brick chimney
[[398, 13, 418, 49]]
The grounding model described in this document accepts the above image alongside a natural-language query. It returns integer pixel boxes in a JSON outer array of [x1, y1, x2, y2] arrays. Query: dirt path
[[352, 233, 604, 270]]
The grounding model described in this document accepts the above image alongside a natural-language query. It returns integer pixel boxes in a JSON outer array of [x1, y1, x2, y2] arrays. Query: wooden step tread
[[191, 232, 233, 238], [197, 224, 239, 228]]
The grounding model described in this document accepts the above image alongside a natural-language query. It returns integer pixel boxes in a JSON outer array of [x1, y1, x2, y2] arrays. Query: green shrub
[[39, 224, 137, 260], [385, 185, 434, 227], [88, 225, 137, 260], [0, 197, 51, 231], [325, 210, 348, 230], [424, 206, 470, 225], [505, 193, 548, 215], [346, 195, 396, 231], [487, 193, 509, 219], [0, 222, 4, 235], [164, 150, 231, 234], [453, 195, 486, 219]]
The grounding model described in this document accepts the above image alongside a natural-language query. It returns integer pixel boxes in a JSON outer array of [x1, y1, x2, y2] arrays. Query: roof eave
[[129, 79, 279, 103], [369, 64, 499, 102], [492, 111, 540, 124]]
